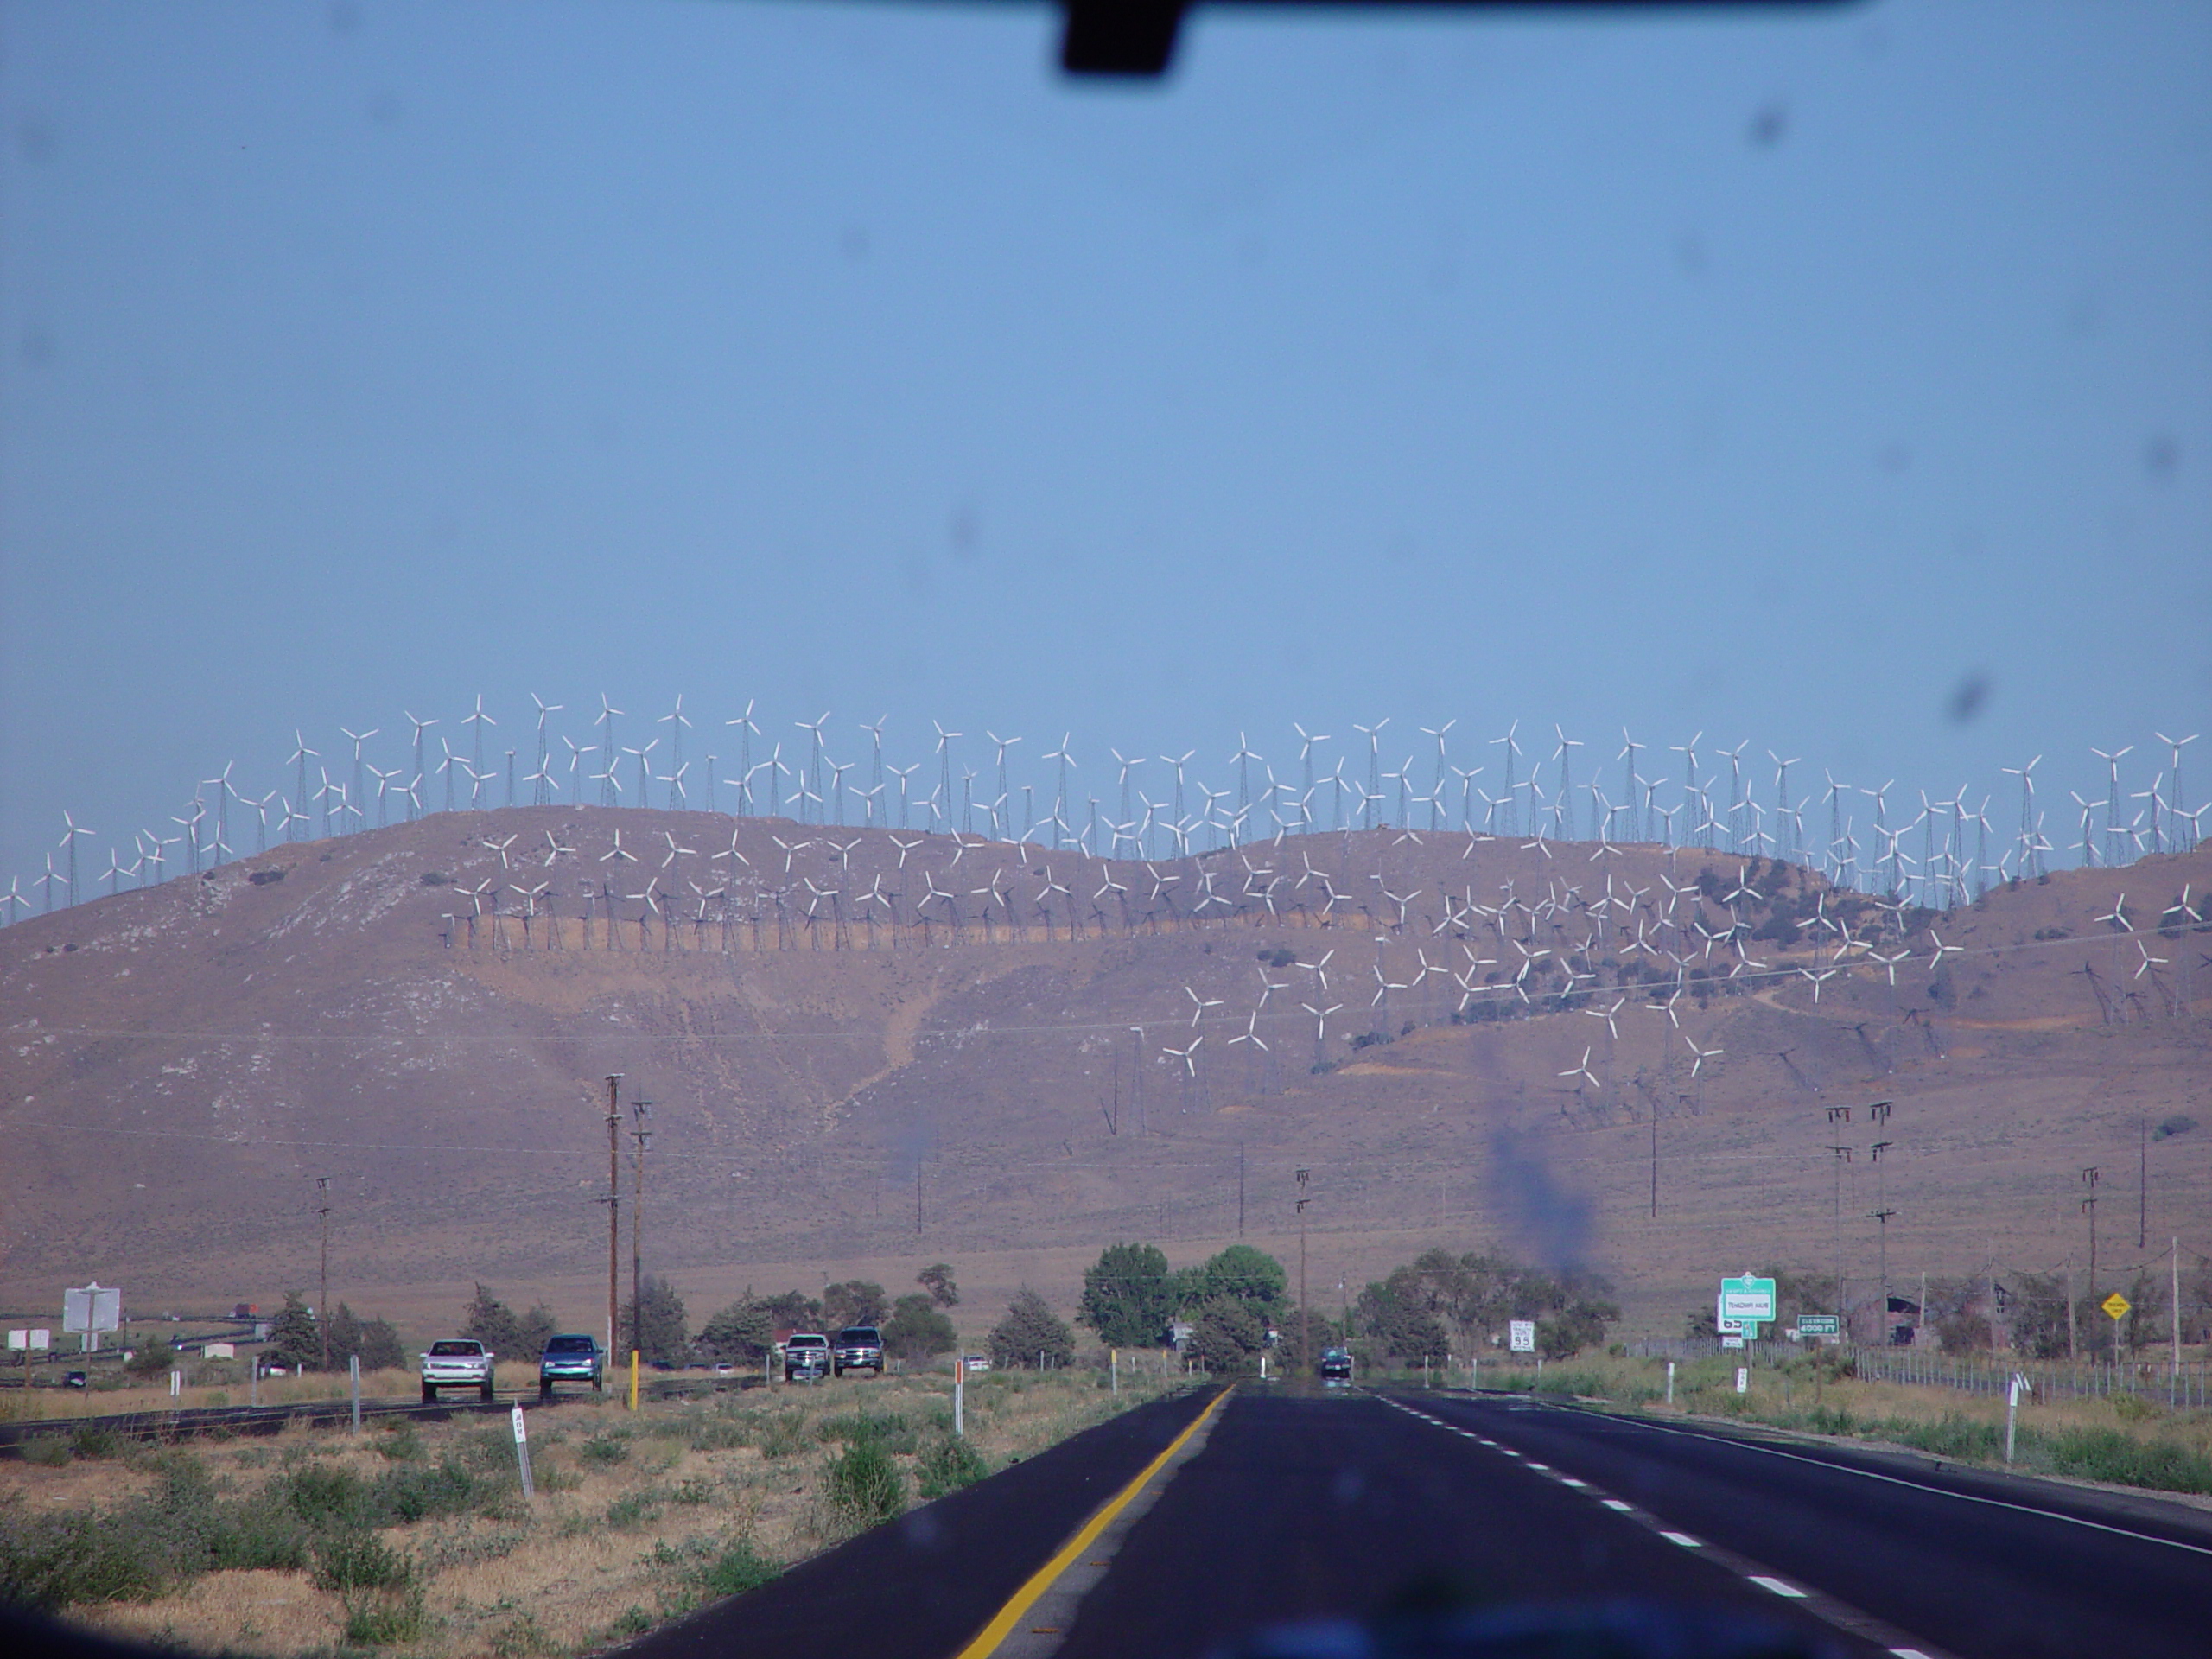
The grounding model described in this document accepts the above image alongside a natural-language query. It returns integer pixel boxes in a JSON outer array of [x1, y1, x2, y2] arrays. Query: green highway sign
[[1719, 1274, 1777, 1327], [1798, 1315, 1840, 1337]]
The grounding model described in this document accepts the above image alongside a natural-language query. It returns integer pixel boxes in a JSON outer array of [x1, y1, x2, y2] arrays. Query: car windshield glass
[[838, 1328, 879, 1343], [429, 1342, 480, 1357], [545, 1338, 594, 1353], [789, 1336, 825, 1347]]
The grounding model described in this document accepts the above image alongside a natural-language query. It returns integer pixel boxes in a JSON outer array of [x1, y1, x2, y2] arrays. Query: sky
[[3, 0, 2208, 897]]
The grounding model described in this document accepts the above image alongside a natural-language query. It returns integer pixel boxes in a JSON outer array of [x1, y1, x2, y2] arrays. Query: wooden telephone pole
[[604, 1076, 623, 1361]]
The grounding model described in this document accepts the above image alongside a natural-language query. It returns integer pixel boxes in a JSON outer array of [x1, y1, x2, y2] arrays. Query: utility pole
[[2173, 1238, 2183, 1383], [604, 1075, 622, 1362], [2082, 1166, 2101, 1361], [1827, 1144, 1853, 1335], [1296, 1166, 1312, 1378], [1649, 1115, 1658, 1219], [317, 1176, 332, 1373], [1871, 1136, 1894, 1343], [2139, 1115, 2148, 1249], [1237, 1144, 1246, 1238], [630, 1097, 652, 1366]]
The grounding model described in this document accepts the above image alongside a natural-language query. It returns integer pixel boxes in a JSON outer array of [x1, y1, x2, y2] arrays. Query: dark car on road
[[538, 1333, 606, 1399], [1318, 1347, 1352, 1383], [833, 1325, 885, 1376]]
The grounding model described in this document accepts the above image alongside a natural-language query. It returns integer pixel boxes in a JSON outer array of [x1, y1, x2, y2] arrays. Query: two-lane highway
[[1401, 1389, 2212, 1659], [628, 1384, 2212, 1659]]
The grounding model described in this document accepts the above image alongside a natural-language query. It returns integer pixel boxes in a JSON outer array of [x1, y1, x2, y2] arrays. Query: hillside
[[3, 809, 2208, 1338]]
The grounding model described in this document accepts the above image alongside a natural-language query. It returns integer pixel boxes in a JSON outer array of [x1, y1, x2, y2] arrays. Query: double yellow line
[[952, 1387, 1233, 1659]]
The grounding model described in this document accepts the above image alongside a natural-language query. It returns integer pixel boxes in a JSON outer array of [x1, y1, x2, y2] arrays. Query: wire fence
[[1850, 1347, 2212, 1409], [1629, 1336, 2212, 1409]]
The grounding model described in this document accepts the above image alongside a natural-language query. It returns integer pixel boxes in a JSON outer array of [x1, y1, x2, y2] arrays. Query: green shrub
[[915, 1435, 988, 1501], [313, 1532, 413, 1592], [604, 1491, 665, 1531], [19, 1436, 72, 1468], [824, 1440, 904, 1529], [342, 1586, 427, 1646], [819, 1411, 917, 1454], [376, 1422, 424, 1462], [758, 1412, 810, 1460], [580, 1433, 631, 1465], [2044, 1428, 2212, 1495], [68, 1427, 123, 1461], [696, 1539, 779, 1600]]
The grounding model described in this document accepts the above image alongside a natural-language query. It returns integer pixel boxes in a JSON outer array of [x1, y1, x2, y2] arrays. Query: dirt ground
[[6, 1366, 1178, 1657]]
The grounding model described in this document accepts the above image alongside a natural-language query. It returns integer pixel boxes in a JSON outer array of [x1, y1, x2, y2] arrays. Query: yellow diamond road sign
[[2101, 1291, 2132, 1322]]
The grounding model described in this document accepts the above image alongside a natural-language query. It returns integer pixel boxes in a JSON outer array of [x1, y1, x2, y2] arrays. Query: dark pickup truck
[[833, 1325, 885, 1376]]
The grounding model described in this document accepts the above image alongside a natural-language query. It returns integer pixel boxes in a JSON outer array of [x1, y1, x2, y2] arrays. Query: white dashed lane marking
[[1660, 1532, 1704, 1548], [1749, 1576, 1809, 1599]]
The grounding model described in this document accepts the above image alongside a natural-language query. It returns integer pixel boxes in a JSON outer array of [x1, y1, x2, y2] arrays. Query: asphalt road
[[1395, 1389, 2212, 1659], [654, 1385, 2212, 1659], [631, 1384, 1221, 1659]]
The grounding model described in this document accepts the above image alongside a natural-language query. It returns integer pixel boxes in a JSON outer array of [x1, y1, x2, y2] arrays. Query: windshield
[[4, 6, 2204, 1658]]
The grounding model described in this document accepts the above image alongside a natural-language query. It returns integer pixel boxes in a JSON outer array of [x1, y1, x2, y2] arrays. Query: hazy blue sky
[[3, 0, 2207, 894]]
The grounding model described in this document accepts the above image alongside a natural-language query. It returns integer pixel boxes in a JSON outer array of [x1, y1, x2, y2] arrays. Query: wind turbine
[[1294, 725, 1329, 828], [658, 696, 693, 809], [463, 696, 496, 788], [1043, 734, 1077, 848], [988, 731, 1023, 838], [2154, 732, 2198, 851], [596, 696, 624, 807], [1770, 753, 1801, 864], [289, 733, 319, 841], [1491, 721, 1522, 838], [404, 713, 437, 821], [932, 722, 962, 833], [1353, 721, 1388, 830], [726, 701, 760, 814], [1552, 726, 1582, 842], [59, 812, 94, 906], [530, 697, 563, 807], [1421, 721, 1455, 832], [2092, 745, 2132, 868]]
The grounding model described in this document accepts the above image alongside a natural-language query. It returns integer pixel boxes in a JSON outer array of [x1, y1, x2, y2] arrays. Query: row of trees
[[257, 1293, 407, 1372]]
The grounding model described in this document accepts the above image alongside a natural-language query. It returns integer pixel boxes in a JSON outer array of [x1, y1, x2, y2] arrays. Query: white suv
[[421, 1338, 495, 1402]]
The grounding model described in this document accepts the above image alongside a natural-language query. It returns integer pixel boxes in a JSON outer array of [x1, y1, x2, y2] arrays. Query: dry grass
[[10, 1366, 1176, 1657], [1428, 1350, 2212, 1498]]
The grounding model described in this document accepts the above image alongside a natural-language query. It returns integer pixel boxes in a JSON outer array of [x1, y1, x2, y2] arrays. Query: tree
[[988, 1288, 1074, 1370], [823, 1281, 888, 1330], [463, 1284, 522, 1355], [1354, 1276, 1450, 1363], [697, 1298, 776, 1363], [515, 1302, 560, 1358], [756, 1290, 823, 1332], [1080, 1243, 1176, 1346], [884, 1293, 957, 1362], [326, 1304, 405, 1371], [267, 1291, 322, 1370], [918, 1263, 960, 1308], [1200, 1244, 1287, 1313], [619, 1275, 690, 1366], [1190, 1296, 1267, 1374], [124, 1338, 177, 1380]]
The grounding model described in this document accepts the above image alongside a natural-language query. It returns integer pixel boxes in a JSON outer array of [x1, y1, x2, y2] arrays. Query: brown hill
[[3, 810, 2208, 1340]]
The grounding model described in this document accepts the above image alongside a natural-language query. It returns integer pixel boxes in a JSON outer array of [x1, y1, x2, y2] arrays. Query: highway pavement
[[646, 1383, 2212, 1659]]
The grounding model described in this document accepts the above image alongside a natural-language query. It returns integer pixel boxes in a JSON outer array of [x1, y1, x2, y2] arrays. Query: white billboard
[[64, 1283, 122, 1335]]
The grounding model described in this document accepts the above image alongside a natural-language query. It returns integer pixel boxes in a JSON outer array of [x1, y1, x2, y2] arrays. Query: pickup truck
[[421, 1338, 495, 1402], [833, 1325, 885, 1377], [537, 1333, 606, 1399], [783, 1332, 831, 1381]]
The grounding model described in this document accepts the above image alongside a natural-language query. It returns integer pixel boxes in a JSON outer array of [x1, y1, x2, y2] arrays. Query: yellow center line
[[950, 1386, 1234, 1659]]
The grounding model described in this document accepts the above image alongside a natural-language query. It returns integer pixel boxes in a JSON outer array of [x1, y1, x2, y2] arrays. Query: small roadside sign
[[1798, 1315, 1840, 1338], [1508, 1319, 1536, 1353], [1721, 1334, 1745, 1350], [2101, 1292, 2131, 1323]]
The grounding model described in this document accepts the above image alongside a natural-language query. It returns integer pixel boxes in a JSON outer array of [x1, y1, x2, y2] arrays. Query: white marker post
[[2005, 1372, 2031, 1464], [350, 1355, 362, 1434], [169, 1369, 182, 1402], [1111, 1348, 1118, 1395], [953, 1356, 966, 1438], [511, 1404, 535, 1500], [1666, 1360, 1675, 1406], [1735, 1366, 1750, 1395]]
